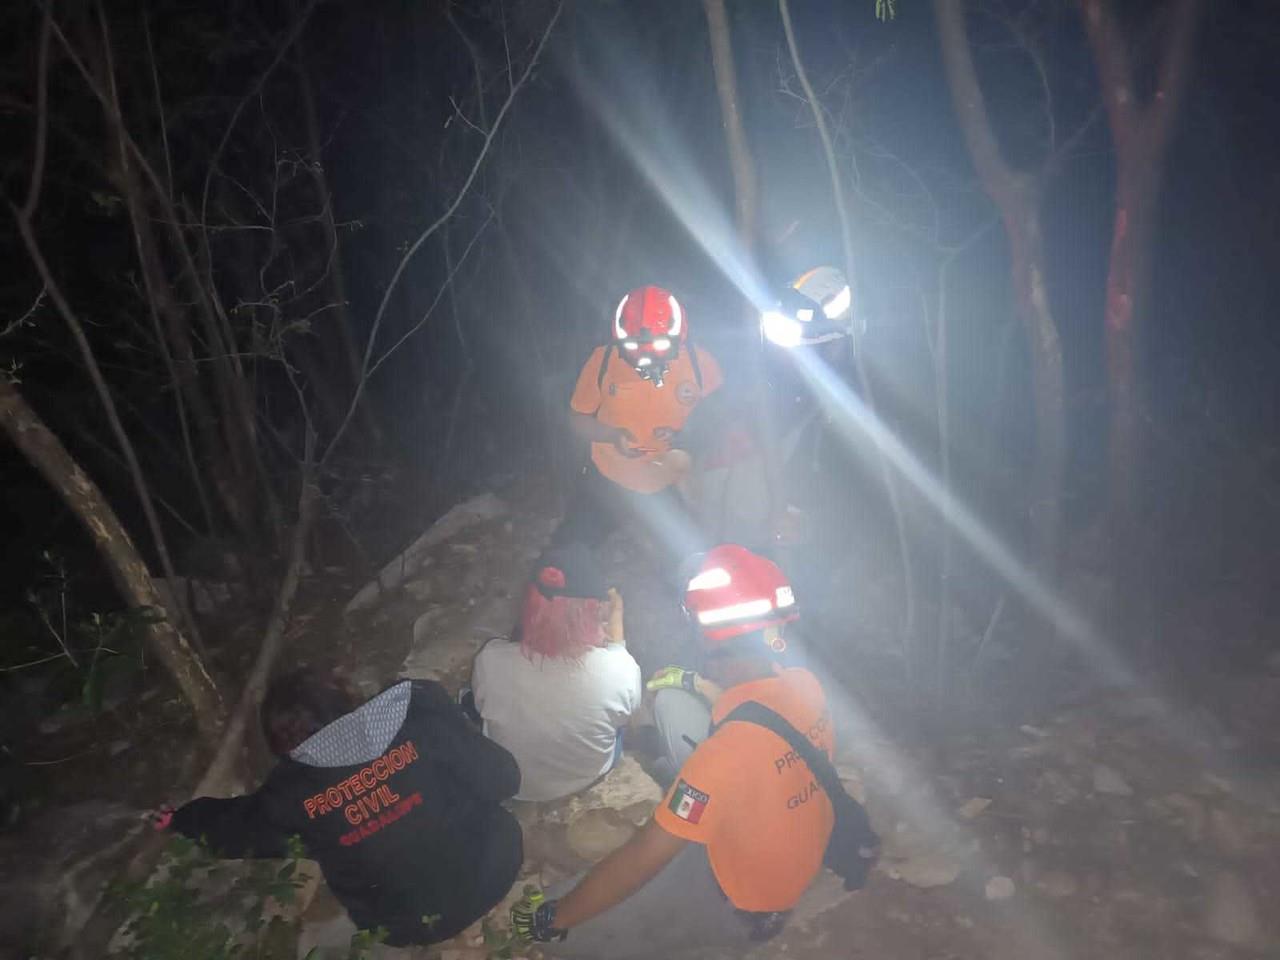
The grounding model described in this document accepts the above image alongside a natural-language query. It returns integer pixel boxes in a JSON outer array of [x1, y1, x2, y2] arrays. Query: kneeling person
[[162, 669, 523, 947]]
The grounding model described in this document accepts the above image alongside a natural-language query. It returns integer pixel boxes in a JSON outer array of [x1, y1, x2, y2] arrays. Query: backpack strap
[[713, 701, 844, 807], [685, 338, 703, 390], [596, 344, 616, 392]]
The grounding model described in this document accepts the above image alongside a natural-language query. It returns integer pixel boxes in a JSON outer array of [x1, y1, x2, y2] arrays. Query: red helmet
[[683, 544, 798, 646], [613, 285, 686, 383]]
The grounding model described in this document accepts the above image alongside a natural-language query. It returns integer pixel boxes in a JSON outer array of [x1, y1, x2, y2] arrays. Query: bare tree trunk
[[197, 438, 318, 796], [1009, 206, 1066, 576], [935, 0, 1066, 578], [702, 0, 758, 248], [0, 379, 225, 744], [1079, 0, 1201, 643]]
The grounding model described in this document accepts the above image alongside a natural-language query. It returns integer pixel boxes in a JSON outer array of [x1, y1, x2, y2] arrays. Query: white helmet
[[761, 266, 854, 348]]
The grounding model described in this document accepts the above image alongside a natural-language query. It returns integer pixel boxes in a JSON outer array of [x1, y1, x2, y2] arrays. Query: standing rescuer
[[554, 285, 723, 553], [511, 545, 878, 957]]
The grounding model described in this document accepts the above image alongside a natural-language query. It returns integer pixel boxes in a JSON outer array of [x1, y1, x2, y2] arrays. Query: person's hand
[[150, 806, 175, 831], [611, 427, 643, 458], [603, 587, 625, 644], [511, 887, 566, 943], [652, 447, 692, 479], [646, 666, 699, 695]]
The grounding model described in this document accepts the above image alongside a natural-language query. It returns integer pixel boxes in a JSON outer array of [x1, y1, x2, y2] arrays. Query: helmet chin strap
[[637, 363, 668, 386]]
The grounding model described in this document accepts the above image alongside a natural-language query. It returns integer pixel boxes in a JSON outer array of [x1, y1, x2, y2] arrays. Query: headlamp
[[761, 310, 803, 347]]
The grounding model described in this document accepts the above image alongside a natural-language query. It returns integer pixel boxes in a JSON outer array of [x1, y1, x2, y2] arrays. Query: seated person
[[471, 542, 642, 802], [159, 668, 522, 947]]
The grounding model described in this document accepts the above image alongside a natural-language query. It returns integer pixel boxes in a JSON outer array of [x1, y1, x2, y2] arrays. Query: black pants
[[552, 462, 707, 568]]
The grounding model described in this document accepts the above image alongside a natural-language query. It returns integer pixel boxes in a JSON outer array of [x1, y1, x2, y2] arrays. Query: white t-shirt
[[472, 638, 642, 802]]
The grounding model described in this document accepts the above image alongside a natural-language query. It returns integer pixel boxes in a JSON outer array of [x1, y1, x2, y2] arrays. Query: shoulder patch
[[668, 778, 710, 823], [676, 380, 699, 406]]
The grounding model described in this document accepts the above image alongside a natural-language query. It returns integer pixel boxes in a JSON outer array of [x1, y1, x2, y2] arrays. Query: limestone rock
[[566, 809, 637, 862], [1036, 769, 1079, 805], [1092, 764, 1134, 797], [957, 797, 992, 820], [1204, 870, 1262, 947], [1034, 870, 1078, 899], [1207, 806, 1252, 857], [886, 853, 961, 889], [985, 876, 1016, 901]]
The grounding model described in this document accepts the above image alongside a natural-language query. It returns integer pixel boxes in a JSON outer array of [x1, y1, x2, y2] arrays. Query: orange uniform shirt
[[569, 345, 723, 494], [653, 668, 834, 912]]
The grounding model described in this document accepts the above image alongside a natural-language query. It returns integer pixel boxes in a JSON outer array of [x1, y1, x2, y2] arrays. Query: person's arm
[[169, 784, 290, 859], [553, 819, 689, 930], [570, 409, 637, 453], [646, 667, 724, 707]]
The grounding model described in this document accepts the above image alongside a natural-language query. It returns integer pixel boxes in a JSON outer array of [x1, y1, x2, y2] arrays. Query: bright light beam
[[568, 53, 772, 311], [790, 346, 1135, 688]]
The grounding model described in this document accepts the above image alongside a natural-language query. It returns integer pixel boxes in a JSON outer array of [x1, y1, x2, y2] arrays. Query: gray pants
[[542, 840, 755, 959], [541, 690, 758, 959], [649, 686, 711, 786]]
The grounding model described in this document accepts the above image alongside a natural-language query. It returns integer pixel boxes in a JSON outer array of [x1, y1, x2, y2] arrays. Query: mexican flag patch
[[668, 779, 710, 824]]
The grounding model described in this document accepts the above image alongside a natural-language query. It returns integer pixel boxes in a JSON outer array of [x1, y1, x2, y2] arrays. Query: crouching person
[[471, 542, 641, 802], [159, 668, 523, 947], [513, 545, 859, 957]]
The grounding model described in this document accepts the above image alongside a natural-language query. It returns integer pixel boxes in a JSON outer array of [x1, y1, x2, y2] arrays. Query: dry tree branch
[[20, 2, 53, 222], [47, 14, 285, 537], [195, 427, 317, 796], [366, 210, 494, 379], [99, 6, 219, 535], [3, 286, 46, 339], [198, 0, 322, 302], [14, 4, 211, 657], [12, 214, 212, 660], [448, 4, 490, 129], [140, 6, 174, 201], [321, 0, 564, 465]]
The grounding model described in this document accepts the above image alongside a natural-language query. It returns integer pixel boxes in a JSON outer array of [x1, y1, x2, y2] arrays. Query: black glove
[[511, 892, 567, 943]]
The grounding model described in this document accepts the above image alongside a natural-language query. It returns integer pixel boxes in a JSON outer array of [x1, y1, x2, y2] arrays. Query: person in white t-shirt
[[470, 543, 642, 802]]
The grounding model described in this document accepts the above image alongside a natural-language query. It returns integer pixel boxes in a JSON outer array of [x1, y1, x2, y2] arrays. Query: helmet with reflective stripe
[[615, 285, 686, 342], [613, 285, 685, 384], [761, 265, 853, 348], [683, 544, 799, 646]]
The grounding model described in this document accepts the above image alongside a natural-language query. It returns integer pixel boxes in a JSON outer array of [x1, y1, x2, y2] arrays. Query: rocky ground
[[3, 480, 1278, 959], [300, 484, 1280, 959]]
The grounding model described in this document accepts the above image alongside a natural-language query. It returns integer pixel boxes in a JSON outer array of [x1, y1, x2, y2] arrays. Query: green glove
[[510, 885, 566, 943], [646, 666, 698, 694], [509, 885, 544, 943]]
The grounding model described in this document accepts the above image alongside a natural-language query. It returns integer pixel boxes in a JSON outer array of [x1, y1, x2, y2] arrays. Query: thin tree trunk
[[702, 0, 758, 248], [0, 379, 225, 743], [1079, 0, 1201, 645], [1009, 207, 1066, 577], [15, 209, 213, 660], [935, 0, 1066, 578], [196, 438, 318, 796]]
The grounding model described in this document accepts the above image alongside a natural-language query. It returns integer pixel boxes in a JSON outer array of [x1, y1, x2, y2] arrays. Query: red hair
[[519, 583, 604, 660]]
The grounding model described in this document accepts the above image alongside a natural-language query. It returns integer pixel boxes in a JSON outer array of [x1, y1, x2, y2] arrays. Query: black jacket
[[172, 680, 522, 945]]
